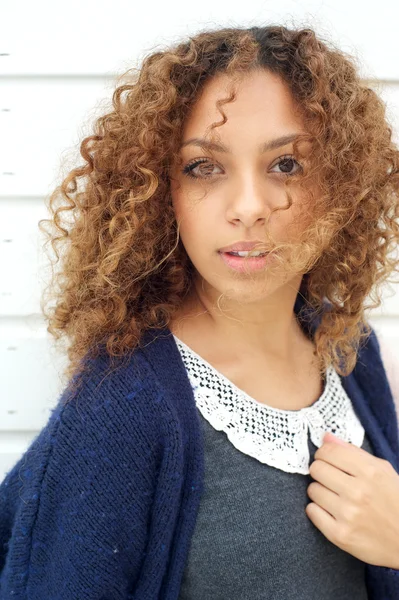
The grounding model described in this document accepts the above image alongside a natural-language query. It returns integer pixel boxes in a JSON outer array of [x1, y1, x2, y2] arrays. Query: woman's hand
[[306, 431, 399, 569]]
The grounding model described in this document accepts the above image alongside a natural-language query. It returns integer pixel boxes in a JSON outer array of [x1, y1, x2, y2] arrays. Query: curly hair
[[38, 24, 399, 399]]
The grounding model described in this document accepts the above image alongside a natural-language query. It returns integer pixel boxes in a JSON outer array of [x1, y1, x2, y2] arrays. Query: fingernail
[[324, 431, 346, 445]]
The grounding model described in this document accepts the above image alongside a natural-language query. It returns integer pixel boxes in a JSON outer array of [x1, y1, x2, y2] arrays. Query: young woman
[[1, 24, 399, 600]]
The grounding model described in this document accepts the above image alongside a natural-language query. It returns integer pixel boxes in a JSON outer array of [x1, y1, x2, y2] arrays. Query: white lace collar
[[172, 334, 365, 475]]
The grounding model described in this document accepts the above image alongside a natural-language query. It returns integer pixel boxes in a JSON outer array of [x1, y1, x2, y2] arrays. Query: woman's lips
[[218, 251, 276, 273]]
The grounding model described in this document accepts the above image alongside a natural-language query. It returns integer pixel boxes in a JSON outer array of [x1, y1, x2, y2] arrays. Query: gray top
[[174, 335, 372, 600]]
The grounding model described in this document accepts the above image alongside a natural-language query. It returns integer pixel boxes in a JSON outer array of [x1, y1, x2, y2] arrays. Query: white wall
[[1, 0, 399, 482]]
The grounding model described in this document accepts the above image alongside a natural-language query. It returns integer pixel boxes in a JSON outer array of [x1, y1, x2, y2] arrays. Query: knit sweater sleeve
[[0, 352, 164, 600], [375, 332, 399, 411]]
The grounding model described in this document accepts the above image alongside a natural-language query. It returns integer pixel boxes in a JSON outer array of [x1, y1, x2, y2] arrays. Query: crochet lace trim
[[172, 334, 365, 475]]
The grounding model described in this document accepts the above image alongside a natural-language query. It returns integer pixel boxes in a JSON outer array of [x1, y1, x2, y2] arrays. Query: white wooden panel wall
[[1, 0, 399, 483]]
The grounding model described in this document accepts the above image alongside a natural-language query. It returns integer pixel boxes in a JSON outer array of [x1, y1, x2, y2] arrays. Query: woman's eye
[[182, 158, 222, 179], [270, 156, 303, 176], [181, 155, 303, 180]]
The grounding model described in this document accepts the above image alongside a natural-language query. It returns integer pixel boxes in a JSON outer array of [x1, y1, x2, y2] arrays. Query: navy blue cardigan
[[1, 293, 399, 599]]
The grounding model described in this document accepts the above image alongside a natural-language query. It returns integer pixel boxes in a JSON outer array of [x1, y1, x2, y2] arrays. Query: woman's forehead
[[182, 71, 305, 139]]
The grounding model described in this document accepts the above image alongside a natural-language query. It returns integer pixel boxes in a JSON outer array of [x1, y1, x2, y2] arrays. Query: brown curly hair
[[38, 24, 399, 398]]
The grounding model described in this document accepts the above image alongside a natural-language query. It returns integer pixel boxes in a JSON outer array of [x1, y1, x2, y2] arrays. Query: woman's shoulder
[[54, 344, 166, 442]]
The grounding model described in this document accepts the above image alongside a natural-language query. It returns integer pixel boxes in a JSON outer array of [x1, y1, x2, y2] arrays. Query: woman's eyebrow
[[179, 133, 302, 153]]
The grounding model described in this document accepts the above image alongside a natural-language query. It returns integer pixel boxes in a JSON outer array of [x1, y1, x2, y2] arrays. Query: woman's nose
[[225, 180, 273, 227]]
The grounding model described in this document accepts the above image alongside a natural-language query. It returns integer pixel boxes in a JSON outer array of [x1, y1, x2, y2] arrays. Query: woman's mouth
[[218, 250, 276, 272]]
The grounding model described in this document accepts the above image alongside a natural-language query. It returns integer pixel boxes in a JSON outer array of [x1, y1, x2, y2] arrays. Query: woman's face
[[169, 68, 312, 304]]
